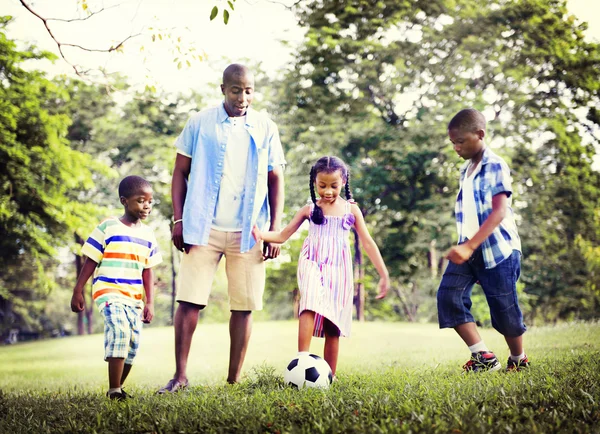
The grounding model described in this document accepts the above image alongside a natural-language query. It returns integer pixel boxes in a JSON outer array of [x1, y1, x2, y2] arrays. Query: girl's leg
[[298, 310, 315, 352], [107, 357, 125, 389], [323, 319, 340, 375]]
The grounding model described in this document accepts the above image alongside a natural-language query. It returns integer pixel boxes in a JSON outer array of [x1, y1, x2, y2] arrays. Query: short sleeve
[[174, 115, 198, 158], [81, 223, 107, 263], [489, 160, 513, 198], [267, 121, 286, 171], [145, 232, 163, 269]]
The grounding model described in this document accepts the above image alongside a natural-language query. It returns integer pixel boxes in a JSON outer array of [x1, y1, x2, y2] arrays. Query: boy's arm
[[263, 165, 285, 260], [446, 192, 508, 264], [71, 257, 98, 312], [142, 268, 154, 324], [351, 204, 390, 299], [253, 205, 310, 245]]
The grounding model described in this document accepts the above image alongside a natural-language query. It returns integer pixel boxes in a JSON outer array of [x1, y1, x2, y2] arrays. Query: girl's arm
[[253, 205, 311, 244], [351, 204, 390, 299]]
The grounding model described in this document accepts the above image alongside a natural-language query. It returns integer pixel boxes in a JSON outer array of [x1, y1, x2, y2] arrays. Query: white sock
[[509, 352, 526, 362], [468, 341, 489, 354], [108, 387, 122, 395], [297, 351, 309, 356]]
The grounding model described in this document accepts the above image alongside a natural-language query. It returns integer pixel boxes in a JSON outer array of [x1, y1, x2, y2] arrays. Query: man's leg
[[174, 301, 202, 382], [227, 310, 252, 384]]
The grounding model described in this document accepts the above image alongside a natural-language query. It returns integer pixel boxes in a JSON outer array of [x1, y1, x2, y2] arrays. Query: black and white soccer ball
[[284, 353, 333, 389]]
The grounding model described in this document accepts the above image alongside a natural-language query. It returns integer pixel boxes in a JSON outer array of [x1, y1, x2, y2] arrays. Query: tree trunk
[[171, 242, 177, 325], [428, 239, 438, 279], [352, 228, 365, 321], [394, 285, 416, 322], [74, 235, 85, 336], [292, 288, 299, 319]]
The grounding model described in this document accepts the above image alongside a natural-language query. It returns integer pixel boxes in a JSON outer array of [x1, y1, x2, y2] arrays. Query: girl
[[252, 156, 389, 377]]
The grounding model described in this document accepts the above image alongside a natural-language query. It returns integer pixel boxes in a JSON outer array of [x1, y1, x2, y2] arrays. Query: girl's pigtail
[[309, 166, 325, 224], [345, 171, 354, 202]]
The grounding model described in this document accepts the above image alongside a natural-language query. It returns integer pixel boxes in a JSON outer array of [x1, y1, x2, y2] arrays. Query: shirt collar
[[218, 103, 256, 127], [460, 147, 491, 175]]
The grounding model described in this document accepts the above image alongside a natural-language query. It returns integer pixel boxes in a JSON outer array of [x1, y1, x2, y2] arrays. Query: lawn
[[1, 321, 599, 433]]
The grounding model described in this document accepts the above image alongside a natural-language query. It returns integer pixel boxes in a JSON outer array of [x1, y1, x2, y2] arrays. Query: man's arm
[[264, 165, 285, 259], [172, 153, 192, 252]]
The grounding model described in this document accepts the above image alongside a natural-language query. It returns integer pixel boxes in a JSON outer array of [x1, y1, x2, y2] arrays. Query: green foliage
[[0, 322, 599, 433], [0, 18, 112, 334], [268, 0, 600, 322]]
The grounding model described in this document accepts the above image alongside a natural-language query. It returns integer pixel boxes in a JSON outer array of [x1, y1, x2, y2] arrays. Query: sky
[[4, 0, 600, 96]]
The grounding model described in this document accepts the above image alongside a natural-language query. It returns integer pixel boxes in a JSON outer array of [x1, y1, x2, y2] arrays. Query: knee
[[491, 310, 526, 337]]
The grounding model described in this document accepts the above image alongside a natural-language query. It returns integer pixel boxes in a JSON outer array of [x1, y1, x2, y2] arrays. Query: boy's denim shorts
[[437, 248, 526, 337], [102, 302, 142, 364]]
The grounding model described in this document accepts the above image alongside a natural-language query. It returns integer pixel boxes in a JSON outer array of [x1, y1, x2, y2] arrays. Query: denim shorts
[[437, 248, 526, 337], [102, 302, 142, 364]]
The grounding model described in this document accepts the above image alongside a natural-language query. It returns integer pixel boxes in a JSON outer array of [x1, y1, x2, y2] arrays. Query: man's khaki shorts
[[176, 229, 265, 311]]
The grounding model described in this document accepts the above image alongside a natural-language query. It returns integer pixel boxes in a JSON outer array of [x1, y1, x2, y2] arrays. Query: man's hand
[[172, 221, 187, 252], [71, 292, 85, 312], [263, 242, 281, 260], [142, 302, 154, 324], [445, 244, 474, 265]]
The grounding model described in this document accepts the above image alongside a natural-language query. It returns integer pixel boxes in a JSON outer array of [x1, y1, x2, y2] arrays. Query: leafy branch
[[19, 0, 141, 76]]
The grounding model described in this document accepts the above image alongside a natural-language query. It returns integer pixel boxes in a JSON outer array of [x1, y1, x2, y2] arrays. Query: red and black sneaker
[[506, 355, 530, 372], [463, 351, 501, 373]]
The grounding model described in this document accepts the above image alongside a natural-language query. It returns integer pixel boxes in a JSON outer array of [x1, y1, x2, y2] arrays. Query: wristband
[[173, 219, 183, 225]]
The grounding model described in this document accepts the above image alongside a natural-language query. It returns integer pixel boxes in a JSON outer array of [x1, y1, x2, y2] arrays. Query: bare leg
[[173, 301, 202, 382], [227, 310, 252, 384], [120, 363, 132, 387], [298, 311, 315, 352], [454, 322, 482, 347], [505, 334, 524, 357], [323, 319, 340, 375], [107, 357, 125, 389]]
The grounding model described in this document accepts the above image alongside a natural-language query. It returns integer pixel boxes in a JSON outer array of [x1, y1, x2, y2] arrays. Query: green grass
[[1, 321, 599, 433]]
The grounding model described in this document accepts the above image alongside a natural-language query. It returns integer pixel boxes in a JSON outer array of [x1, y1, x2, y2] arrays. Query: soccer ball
[[284, 353, 333, 389]]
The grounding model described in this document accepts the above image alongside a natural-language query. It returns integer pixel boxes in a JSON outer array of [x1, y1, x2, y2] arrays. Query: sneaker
[[120, 389, 133, 399], [157, 378, 189, 394], [463, 351, 501, 372], [506, 355, 530, 372], [106, 390, 127, 401]]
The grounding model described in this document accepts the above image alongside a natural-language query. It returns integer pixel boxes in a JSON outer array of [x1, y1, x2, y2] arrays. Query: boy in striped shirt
[[71, 176, 162, 400]]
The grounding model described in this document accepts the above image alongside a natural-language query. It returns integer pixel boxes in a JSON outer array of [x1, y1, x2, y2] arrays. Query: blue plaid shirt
[[175, 104, 286, 253], [455, 147, 521, 269]]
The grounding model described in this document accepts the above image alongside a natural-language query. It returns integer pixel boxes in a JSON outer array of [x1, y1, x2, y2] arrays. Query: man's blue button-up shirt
[[175, 104, 286, 253]]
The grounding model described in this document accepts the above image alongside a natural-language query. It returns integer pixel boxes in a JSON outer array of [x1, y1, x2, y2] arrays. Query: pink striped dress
[[297, 202, 355, 337]]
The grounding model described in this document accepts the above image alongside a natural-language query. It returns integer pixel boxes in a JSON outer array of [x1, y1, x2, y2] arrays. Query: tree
[[0, 17, 110, 336], [271, 0, 600, 321]]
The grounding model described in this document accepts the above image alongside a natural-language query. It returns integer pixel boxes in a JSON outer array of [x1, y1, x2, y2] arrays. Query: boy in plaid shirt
[[437, 109, 529, 372], [71, 176, 162, 399]]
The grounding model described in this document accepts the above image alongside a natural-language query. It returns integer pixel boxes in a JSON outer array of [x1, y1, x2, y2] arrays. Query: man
[[159, 64, 285, 392]]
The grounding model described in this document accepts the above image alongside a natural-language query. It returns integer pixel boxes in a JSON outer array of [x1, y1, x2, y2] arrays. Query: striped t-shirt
[[81, 217, 162, 311]]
